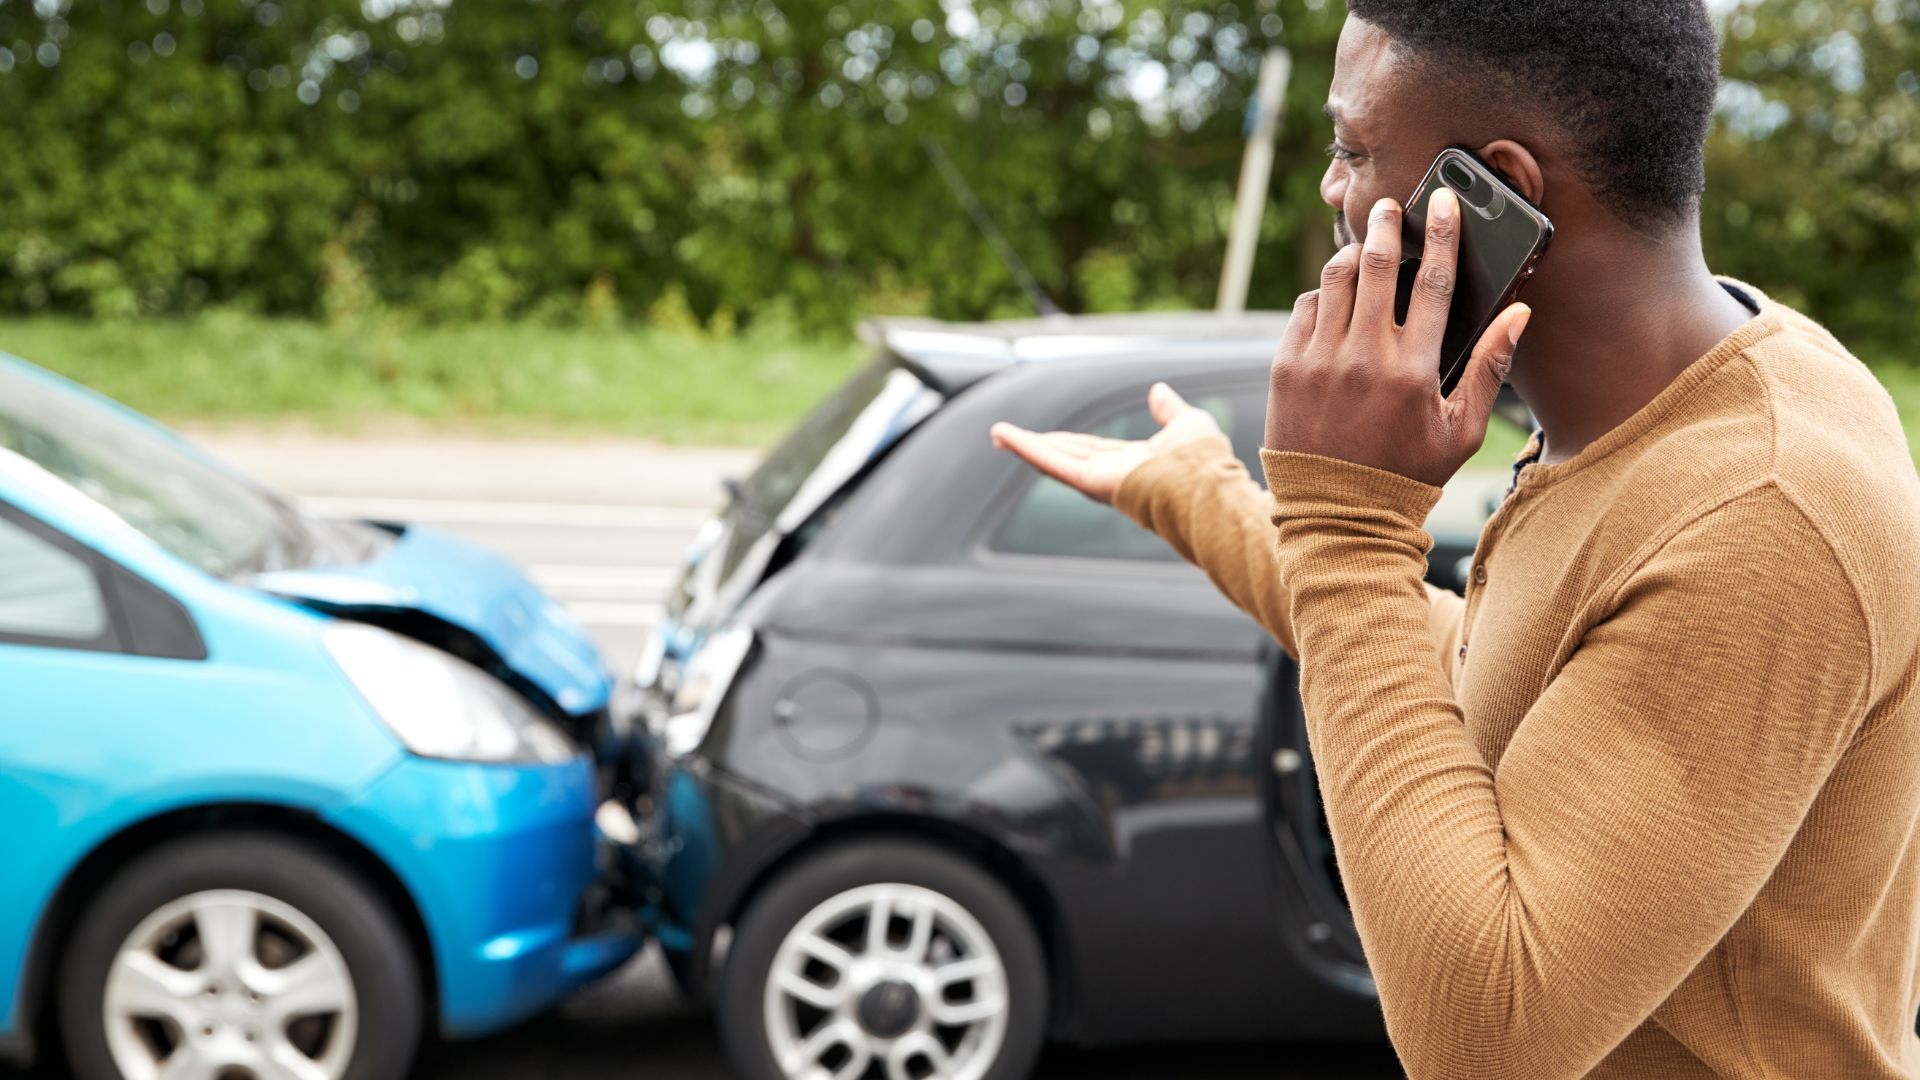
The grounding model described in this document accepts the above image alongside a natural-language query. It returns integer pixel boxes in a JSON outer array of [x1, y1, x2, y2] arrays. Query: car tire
[[720, 839, 1048, 1080], [57, 832, 422, 1080]]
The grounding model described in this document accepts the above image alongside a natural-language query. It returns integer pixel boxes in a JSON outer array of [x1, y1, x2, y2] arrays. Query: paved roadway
[[6, 432, 1404, 1080]]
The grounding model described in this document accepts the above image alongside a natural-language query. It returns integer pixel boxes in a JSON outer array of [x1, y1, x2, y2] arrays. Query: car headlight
[[659, 624, 755, 758], [324, 623, 579, 765]]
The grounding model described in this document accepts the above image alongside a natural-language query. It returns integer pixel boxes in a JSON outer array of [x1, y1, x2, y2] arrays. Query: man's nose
[[1319, 161, 1345, 214]]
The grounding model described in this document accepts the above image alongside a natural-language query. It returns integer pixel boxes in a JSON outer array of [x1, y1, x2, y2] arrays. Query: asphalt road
[[417, 952, 1401, 1080], [5, 432, 1404, 1080]]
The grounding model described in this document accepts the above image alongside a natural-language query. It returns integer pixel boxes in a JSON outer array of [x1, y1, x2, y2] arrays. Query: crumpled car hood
[[253, 524, 612, 717]]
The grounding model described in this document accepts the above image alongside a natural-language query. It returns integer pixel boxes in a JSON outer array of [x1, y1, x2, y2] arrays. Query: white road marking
[[562, 601, 667, 627], [301, 496, 714, 529], [528, 565, 680, 594]]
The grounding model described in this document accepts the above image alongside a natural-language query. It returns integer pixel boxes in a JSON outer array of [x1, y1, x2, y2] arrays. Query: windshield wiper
[[722, 475, 775, 529]]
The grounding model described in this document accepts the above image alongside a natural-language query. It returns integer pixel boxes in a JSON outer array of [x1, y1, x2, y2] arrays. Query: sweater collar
[[1511, 278, 1785, 491]]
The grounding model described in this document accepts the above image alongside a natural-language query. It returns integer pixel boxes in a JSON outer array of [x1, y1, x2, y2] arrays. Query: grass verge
[[0, 313, 866, 446], [4, 313, 1919, 467]]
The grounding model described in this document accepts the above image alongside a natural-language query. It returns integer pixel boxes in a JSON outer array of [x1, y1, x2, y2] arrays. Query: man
[[992, 3, 1920, 1078]]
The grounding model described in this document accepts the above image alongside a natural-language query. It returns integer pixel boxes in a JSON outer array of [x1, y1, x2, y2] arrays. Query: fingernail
[[1508, 306, 1532, 346], [1374, 198, 1399, 219], [1431, 188, 1457, 221]]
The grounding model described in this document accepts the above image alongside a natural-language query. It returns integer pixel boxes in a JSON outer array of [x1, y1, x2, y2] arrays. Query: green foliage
[[1705, 0, 1920, 366], [0, 0, 1345, 333], [0, 0, 1912, 370]]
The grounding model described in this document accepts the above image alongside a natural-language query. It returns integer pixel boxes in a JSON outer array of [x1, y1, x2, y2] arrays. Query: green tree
[[0, 0, 1352, 329], [1, 0, 1912, 369], [1705, 0, 1920, 364]]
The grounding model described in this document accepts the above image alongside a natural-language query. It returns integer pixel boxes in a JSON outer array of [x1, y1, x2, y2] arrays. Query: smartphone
[[1395, 146, 1554, 396]]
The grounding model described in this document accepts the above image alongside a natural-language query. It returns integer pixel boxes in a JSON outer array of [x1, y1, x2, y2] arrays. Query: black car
[[620, 312, 1512, 1080]]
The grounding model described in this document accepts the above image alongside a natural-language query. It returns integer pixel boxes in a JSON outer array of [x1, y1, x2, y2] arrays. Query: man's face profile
[[1321, 18, 1460, 251]]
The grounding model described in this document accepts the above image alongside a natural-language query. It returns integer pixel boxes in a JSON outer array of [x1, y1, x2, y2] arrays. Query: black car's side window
[[0, 508, 113, 646], [992, 387, 1261, 564]]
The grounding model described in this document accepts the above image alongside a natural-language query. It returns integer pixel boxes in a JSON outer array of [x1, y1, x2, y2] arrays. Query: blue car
[[0, 353, 641, 1080]]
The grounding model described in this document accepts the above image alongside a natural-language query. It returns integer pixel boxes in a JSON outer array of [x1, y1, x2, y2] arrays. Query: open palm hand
[[989, 382, 1224, 506]]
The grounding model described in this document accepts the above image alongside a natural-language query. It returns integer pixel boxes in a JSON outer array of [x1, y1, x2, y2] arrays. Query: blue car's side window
[[0, 502, 207, 659], [0, 505, 117, 652], [0, 514, 107, 639]]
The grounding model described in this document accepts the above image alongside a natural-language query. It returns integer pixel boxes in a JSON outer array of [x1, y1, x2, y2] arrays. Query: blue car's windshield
[[0, 357, 300, 578]]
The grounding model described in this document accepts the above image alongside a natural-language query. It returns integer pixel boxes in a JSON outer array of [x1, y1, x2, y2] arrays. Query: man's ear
[[1476, 140, 1546, 206]]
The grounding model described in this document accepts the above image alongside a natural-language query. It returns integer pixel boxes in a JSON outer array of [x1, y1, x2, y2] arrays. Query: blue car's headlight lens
[[324, 623, 578, 765]]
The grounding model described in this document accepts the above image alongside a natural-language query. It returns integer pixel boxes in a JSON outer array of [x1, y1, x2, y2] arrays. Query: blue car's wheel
[[56, 833, 422, 1080]]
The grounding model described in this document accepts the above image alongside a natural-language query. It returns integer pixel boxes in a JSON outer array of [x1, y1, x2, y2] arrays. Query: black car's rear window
[[718, 357, 941, 586]]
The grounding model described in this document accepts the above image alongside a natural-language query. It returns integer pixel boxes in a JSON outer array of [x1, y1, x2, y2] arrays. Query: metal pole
[[1217, 48, 1291, 315]]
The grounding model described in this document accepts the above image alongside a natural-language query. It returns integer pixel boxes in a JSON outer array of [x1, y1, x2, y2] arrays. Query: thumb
[[1452, 304, 1531, 422], [1147, 382, 1191, 426]]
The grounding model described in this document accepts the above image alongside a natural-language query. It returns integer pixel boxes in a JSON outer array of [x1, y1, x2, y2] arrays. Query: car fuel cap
[[772, 670, 878, 761]]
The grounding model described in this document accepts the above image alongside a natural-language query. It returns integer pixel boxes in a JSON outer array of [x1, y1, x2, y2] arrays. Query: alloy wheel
[[763, 882, 1010, 1080], [101, 888, 358, 1080]]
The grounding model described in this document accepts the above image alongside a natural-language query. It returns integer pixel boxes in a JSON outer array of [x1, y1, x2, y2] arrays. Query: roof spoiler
[[855, 310, 1308, 397], [858, 318, 1015, 396]]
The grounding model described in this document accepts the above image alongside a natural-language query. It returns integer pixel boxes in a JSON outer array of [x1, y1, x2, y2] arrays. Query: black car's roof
[[860, 311, 1295, 394]]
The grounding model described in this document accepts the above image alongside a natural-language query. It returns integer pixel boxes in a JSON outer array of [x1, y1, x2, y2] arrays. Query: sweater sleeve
[[1262, 450, 1873, 1080], [1113, 435, 1466, 668]]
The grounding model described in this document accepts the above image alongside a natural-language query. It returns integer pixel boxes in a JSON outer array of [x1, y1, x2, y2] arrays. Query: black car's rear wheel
[[720, 840, 1048, 1080], [57, 833, 422, 1080]]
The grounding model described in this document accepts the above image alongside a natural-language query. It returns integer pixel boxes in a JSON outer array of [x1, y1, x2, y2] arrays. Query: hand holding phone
[[1395, 147, 1554, 396], [1263, 174, 1536, 486]]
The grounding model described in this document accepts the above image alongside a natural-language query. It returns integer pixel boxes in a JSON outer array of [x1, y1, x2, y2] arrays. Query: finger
[[1272, 290, 1319, 391], [1147, 382, 1191, 426], [1351, 198, 1405, 334], [990, 423, 1095, 492], [993, 425, 1119, 458], [1402, 187, 1461, 350], [993, 423, 1076, 458], [1280, 290, 1320, 358], [1312, 245, 1363, 344], [1447, 303, 1532, 438]]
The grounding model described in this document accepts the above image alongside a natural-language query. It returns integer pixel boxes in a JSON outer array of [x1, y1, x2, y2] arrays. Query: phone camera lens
[[1441, 160, 1475, 191]]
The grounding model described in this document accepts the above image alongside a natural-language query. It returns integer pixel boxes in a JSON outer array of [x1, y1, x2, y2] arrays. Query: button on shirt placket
[[1458, 458, 1534, 671]]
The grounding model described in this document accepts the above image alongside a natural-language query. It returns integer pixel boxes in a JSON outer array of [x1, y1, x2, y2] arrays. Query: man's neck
[[1507, 245, 1755, 466]]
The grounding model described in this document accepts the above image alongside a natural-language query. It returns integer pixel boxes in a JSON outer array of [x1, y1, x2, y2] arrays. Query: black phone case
[[1395, 147, 1554, 396]]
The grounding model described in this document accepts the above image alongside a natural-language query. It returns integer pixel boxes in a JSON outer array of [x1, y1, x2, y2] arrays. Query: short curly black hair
[[1346, 0, 1722, 229]]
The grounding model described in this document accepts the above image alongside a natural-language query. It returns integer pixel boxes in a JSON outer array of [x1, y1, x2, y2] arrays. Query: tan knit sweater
[[1115, 290, 1920, 1079]]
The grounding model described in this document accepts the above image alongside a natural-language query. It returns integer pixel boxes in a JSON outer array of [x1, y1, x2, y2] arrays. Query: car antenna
[[921, 136, 1066, 319]]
